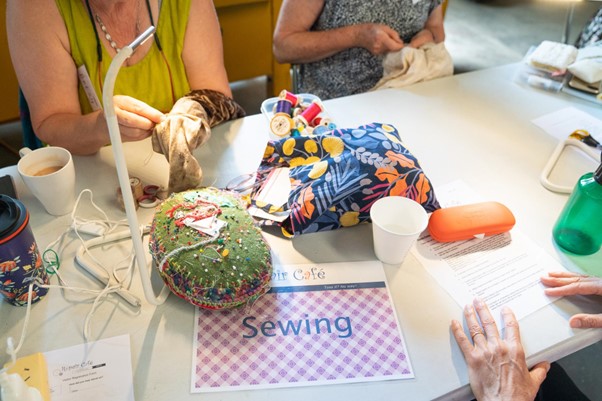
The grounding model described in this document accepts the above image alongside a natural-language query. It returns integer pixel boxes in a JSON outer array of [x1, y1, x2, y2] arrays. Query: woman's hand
[[355, 23, 404, 55], [541, 271, 602, 328], [408, 29, 435, 48], [113, 95, 165, 142], [451, 299, 550, 401]]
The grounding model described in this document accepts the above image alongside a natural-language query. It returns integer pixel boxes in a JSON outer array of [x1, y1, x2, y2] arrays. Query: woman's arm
[[182, 0, 232, 98], [273, 0, 404, 64], [8, 0, 106, 154], [409, 3, 445, 48], [7, 0, 164, 155]]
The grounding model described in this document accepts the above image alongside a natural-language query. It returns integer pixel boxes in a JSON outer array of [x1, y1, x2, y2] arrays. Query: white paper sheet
[[531, 106, 602, 142], [44, 335, 135, 401], [412, 181, 565, 325], [248, 167, 291, 222]]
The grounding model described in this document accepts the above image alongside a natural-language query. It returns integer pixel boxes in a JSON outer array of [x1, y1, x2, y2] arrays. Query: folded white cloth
[[568, 45, 602, 84], [371, 42, 454, 90], [529, 40, 578, 73]]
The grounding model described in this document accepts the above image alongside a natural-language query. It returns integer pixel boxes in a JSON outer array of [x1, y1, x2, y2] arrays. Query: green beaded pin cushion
[[149, 188, 272, 310]]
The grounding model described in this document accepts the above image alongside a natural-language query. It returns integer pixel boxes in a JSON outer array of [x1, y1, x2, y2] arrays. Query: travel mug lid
[[0, 195, 26, 241]]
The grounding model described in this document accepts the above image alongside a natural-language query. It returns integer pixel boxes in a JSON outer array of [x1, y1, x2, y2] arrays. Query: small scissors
[[225, 172, 266, 193]]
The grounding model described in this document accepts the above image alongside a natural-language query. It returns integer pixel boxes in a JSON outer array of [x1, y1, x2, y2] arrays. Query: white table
[[1, 64, 602, 401]]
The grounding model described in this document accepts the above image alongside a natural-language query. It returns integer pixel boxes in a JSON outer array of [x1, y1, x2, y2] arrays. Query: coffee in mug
[[0, 195, 49, 306], [32, 165, 64, 176], [17, 146, 76, 216]]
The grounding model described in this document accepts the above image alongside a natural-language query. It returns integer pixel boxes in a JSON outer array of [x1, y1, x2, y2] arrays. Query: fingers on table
[[546, 271, 583, 279], [541, 271, 599, 289], [540, 274, 581, 287], [463, 301, 487, 346], [500, 306, 521, 343], [450, 320, 474, 354], [570, 313, 602, 329], [472, 298, 499, 340], [543, 276, 602, 297]]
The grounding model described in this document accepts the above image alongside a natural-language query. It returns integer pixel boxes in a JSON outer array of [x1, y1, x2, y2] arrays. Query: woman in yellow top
[[7, 0, 234, 155]]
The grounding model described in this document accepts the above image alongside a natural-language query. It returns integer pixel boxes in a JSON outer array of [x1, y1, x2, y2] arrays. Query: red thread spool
[[310, 116, 331, 127], [279, 90, 299, 107], [297, 100, 323, 126]]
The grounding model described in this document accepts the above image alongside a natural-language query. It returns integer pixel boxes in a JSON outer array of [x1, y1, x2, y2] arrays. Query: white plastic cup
[[17, 147, 76, 216], [370, 196, 428, 265]]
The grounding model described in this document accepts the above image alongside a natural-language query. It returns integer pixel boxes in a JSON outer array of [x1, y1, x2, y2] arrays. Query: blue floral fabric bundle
[[254, 122, 440, 237]]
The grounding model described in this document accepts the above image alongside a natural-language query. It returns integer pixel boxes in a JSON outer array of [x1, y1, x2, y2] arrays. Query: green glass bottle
[[553, 163, 602, 255]]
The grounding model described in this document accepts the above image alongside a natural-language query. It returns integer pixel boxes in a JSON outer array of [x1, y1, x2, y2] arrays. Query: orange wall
[[0, 0, 20, 123]]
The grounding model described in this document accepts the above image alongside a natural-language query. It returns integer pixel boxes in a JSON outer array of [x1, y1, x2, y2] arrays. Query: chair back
[[19, 89, 43, 150]]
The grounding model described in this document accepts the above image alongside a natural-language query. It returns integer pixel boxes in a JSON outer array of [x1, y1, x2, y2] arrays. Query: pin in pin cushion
[[149, 188, 272, 310]]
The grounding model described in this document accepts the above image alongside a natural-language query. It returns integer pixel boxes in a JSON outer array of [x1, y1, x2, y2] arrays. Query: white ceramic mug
[[370, 196, 428, 265], [17, 147, 76, 216]]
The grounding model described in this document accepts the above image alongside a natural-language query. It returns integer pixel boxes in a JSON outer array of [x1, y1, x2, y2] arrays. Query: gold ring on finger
[[471, 330, 484, 342]]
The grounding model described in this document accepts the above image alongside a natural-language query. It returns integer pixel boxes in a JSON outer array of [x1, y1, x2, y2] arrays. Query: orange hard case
[[427, 201, 516, 242]]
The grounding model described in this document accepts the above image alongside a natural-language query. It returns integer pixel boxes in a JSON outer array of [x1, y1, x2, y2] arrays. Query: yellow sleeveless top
[[56, 0, 191, 114]]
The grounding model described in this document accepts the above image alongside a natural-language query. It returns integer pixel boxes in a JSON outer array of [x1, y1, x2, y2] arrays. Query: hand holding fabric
[[371, 42, 453, 90], [152, 89, 245, 194], [451, 299, 550, 401]]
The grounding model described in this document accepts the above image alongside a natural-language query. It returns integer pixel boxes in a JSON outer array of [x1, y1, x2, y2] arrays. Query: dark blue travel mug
[[0, 195, 48, 306]]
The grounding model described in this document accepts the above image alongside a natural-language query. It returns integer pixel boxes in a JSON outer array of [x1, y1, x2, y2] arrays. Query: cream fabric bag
[[371, 42, 454, 90]]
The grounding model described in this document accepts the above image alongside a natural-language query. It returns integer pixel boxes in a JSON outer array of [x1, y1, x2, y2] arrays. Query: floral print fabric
[[255, 123, 440, 236]]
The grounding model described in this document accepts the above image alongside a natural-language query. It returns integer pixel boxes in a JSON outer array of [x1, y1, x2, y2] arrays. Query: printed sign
[[192, 261, 413, 392]]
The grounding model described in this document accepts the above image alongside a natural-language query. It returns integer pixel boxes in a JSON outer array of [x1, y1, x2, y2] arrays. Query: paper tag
[[249, 167, 291, 222], [77, 65, 102, 111], [182, 216, 226, 237]]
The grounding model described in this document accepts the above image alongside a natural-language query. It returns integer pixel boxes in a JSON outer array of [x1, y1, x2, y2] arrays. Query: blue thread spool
[[313, 126, 327, 135], [275, 99, 293, 116]]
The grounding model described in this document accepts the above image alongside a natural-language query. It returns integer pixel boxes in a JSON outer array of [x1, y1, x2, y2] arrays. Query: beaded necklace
[[93, 0, 141, 53], [84, 0, 166, 62], [83, 0, 176, 103]]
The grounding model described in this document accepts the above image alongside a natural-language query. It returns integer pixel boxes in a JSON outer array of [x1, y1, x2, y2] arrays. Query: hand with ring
[[451, 298, 550, 401]]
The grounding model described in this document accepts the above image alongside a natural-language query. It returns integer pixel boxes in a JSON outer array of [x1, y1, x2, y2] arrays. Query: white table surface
[[1, 64, 602, 401]]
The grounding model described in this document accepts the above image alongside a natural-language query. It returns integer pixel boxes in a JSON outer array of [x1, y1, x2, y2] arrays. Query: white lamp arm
[[101, 26, 170, 305]]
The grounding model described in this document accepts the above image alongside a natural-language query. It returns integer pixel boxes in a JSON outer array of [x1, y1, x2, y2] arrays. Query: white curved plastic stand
[[540, 138, 601, 193], [102, 26, 170, 305]]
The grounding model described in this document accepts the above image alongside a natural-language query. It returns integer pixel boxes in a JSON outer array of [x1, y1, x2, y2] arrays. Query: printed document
[[412, 181, 566, 325], [44, 335, 134, 401]]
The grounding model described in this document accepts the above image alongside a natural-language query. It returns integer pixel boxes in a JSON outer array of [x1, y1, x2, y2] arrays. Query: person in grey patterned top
[[273, 0, 445, 100]]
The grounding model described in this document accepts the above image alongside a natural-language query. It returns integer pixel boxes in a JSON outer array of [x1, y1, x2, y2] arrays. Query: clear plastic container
[[260, 93, 321, 124]]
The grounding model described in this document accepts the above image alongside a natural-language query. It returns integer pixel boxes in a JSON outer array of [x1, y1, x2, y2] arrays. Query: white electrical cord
[[36, 189, 142, 342], [2, 28, 173, 381]]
